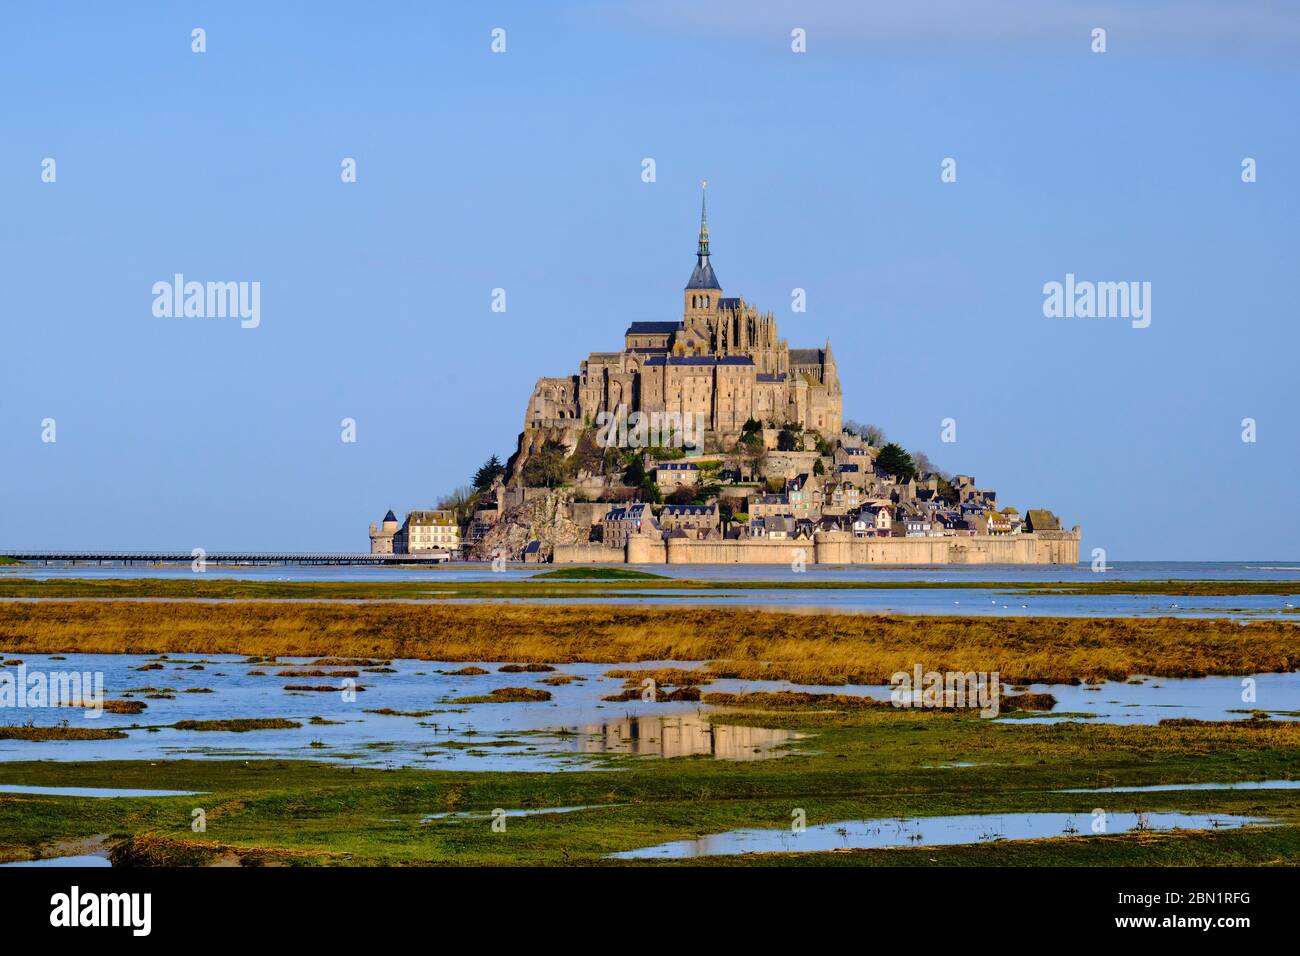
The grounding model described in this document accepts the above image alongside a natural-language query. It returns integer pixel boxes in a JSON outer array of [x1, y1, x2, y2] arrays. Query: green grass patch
[[1, 703, 1298, 866], [531, 567, 668, 580]]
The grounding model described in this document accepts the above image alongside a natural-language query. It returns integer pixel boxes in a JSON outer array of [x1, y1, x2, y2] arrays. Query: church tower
[[683, 181, 721, 333]]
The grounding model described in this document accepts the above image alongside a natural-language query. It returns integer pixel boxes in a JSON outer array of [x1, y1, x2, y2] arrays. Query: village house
[[658, 503, 719, 537], [835, 462, 865, 489], [602, 503, 655, 548], [823, 480, 860, 514], [399, 510, 461, 553], [932, 511, 974, 536], [785, 473, 823, 517], [862, 504, 894, 536], [369, 509, 460, 555], [982, 510, 1013, 535], [896, 511, 933, 537], [1024, 509, 1062, 533], [749, 493, 792, 519], [655, 461, 699, 490]]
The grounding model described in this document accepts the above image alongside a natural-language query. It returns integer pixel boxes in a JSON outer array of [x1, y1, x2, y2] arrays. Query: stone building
[[368, 508, 460, 554], [399, 510, 460, 553], [522, 186, 843, 453], [658, 503, 719, 536], [602, 503, 655, 549], [368, 510, 399, 554]]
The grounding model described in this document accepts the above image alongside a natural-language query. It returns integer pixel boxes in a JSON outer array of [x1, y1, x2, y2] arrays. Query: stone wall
[[811, 531, 1078, 565], [600, 529, 1082, 566], [552, 543, 624, 565], [665, 536, 809, 564]]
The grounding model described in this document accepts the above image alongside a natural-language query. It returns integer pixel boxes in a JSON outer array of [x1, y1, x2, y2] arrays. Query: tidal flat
[[2, 699, 1299, 866], [1, 594, 1297, 866], [2, 599, 1297, 684]]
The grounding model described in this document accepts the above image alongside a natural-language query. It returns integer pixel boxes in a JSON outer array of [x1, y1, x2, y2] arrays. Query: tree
[[777, 425, 803, 452], [522, 440, 569, 488], [742, 417, 762, 435], [874, 442, 916, 482], [436, 485, 479, 528], [936, 476, 959, 505], [733, 430, 766, 482], [622, 455, 647, 487], [666, 486, 696, 505], [911, 450, 935, 477], [567, 428, 603, 477], [813, 457, 825, 476], [472, 455, 504, 492], [844, 420, 886, 447]]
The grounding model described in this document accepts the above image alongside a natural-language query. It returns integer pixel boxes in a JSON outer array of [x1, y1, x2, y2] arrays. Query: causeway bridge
[[0, 550, 454, 567]]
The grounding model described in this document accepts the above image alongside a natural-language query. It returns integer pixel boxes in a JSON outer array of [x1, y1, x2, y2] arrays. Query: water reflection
[[559, 713, 798, 760], [610, 811, 1274, 859], [0, 854, 111, 868]]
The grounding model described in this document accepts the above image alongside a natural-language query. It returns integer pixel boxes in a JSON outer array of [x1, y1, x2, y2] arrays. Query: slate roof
[[626, 321, 682, 335], [661, 504, 714, 516], [643, 355, 754, 367], [685, 256, 721, 290], [788, 348, 825, 365]]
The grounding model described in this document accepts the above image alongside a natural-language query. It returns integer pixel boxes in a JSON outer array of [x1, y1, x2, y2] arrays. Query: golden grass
[[1, 601, 1296, 684], [452, 687, 552, 703], [1000, 692, 1057, 711], [602, 686, 701, 702], [702, 691, 890, 709], [606, 667, 714, 686], [172, 718, 300, 732]]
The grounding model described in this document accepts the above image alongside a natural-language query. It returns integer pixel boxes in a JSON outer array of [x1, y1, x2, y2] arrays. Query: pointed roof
[[686, 257, 720, 290], [383, 509, 397, 523], [685, 181, 721, 290]]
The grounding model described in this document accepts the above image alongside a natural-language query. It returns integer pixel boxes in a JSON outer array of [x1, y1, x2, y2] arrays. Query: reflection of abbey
[[525, 187, 842, 441]]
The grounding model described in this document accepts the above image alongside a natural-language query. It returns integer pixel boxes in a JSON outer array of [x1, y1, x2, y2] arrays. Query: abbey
[[524, 187, 842, 442]]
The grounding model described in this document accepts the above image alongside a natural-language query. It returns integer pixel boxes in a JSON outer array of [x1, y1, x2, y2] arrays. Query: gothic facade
[[525, 189, 843, 443]]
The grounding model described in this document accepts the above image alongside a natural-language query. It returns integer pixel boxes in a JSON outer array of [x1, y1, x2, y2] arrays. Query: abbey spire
[[685, 180, 721, 294]]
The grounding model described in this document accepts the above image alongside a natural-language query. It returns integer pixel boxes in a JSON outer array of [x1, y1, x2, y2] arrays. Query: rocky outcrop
[[469, 488, 584, 561], [504, 425, 581, 487]]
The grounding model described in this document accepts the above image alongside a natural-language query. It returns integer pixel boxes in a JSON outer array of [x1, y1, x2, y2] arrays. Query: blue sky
[[1, 1, 1297, 559]]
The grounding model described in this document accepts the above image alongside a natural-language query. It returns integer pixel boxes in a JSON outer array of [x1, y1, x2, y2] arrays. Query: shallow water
[[608, 811, 1274, 859], [5, 561, 1299, 620], [1059, 780, 1300, 793], [0, 784, 202, 797], [0, 854, 111, 867], [8, 560, 1300, 584], [1, 654, 1295, 770], [991, 672, 1300, 725], [422, 804, 611, 821], [0, 654, 809, 770]]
